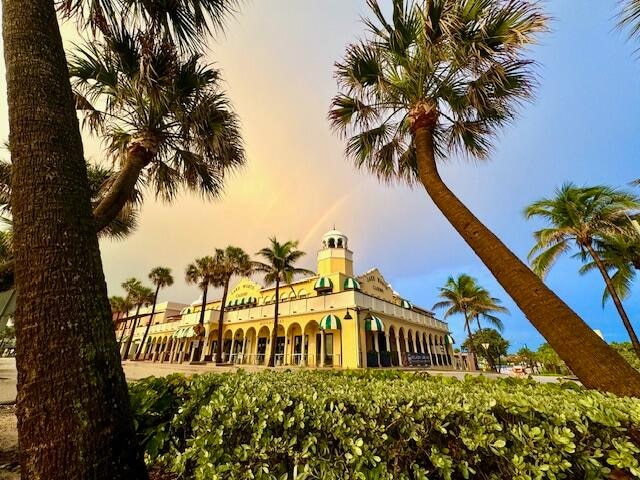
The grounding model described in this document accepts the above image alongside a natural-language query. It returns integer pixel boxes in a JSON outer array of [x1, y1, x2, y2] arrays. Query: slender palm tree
[[211, 246, 253, 364], [109, 295, 127, 337], [4, 0, 239, 476], [578, 232, 640, 307], [185, 256, 218, 360], [433, 274, 493, 367], [469, 291, 509, 334], [329, 0, 640, 395], [254, 238, 313, 367], [526, 184, 640, 358], [115, 295, 134, 345], [121, 278, 154, 360], [135, 267, 174, 360], [69, 28, 245, 232]]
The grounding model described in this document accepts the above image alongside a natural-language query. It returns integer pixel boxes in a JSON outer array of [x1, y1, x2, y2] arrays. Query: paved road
[[0, 357, 567, 404]]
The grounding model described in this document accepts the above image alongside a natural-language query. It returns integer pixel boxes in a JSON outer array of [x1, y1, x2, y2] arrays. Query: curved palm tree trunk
[[413, 124, 640, 396], [135, 285, 160, 361], [584, 243, 640, 358], [3, 0, 146, 477], [93, 152, 147, 232], [475, 316, 482, 333], [268, 279, 281, 368], [216, 279, 230, 364], [123, 304, 142, 360]]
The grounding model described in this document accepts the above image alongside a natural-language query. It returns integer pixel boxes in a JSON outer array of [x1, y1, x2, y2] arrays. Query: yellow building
[[131, 230, 457, 369]]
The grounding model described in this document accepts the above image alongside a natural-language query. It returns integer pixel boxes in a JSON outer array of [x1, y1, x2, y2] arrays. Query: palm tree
[[109, 295, 127, 340], [121, 278, 154, 360], [135, 267, 174, 360], [619, 0, 640, 41], [211, 246, 253, 364], [254, 238, 313, 367], [329, 0, 640, 395], [4, 0, 238, 476], [185, 256, 218, 360], [469, 290, 508, 334], [115, 295, 134, 346], [526, 184, 640, 358], [433, 274, 495, 368], [69, 28, 245, 232]]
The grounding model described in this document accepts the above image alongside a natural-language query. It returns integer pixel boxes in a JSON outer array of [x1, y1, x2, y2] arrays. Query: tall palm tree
[[135, 267, 174, 360], [433, 274, 496, 367], [109, 295, 127, 338], [526, 184, 640, 358], [469, 291, 508, 334], [115, 295, 134, 345], [185, 256, 218, 359], [121, 278, 154, 360], [211, 246, 253, 364], [4, 0, 239, 476], [254, 238, 313, 367], [69, 28, 245, 232], [329, 0, 640, 395]]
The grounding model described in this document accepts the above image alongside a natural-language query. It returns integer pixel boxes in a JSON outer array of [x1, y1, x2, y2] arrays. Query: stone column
[[229, 337, 236, 364], [405, 335, 410, 355], [395, 334, 402, 367], [241, 336, 247, 365]]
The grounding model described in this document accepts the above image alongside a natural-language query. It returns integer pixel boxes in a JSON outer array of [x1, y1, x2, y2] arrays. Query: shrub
[[130, 370, 640, 479]]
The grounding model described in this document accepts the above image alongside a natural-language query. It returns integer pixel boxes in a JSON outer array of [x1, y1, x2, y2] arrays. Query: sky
[[1, 0, 639, 352]]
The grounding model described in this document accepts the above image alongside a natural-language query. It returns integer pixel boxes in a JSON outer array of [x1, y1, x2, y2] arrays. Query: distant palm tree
[[185, 256, 218, 360], [469, 291, 509, 334], [69, 28, 245, 232], [578, 232, 640, 307], [254, 238, 313, 367], [328, 0, 640, 394], [526, 183, 640, 358], [135, 267, 174, 360], [433, 274, 499, 367], [121, 278, 154, 360], [211, 246, 253, 364], [109, 295, 127, 338], [114, 295, 134, 346]]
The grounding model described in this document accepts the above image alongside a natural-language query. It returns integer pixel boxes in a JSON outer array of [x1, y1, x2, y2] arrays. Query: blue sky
[[3, 0, 632, 353]]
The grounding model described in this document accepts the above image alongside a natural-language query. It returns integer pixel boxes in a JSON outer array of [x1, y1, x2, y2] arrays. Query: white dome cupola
[[321, 229, 348, 250]]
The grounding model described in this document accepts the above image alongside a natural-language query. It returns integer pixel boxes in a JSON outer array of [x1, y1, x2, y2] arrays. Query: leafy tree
[[535, 343, 569, 375], [462, 329, 509, 372], [515, 346, 537, 373], [135, 267, 174, 360], [329, 0, 640, 395], [611, 342, 640, 372], [526, 184, 640, 358], [254, 238, 313, 367], [211, 246, 253, 364]]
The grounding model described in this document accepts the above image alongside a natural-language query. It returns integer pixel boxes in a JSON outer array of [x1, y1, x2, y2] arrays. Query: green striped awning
[[364, 315, 384, 332], [445, 334, 454, 346], [244, 297, 257, 306], [172, 326, 197, 339], [319, 314, 341, 330], [400, 299, 412, 309], [343, 277, 361, 290], [314, 276, 333, 292]]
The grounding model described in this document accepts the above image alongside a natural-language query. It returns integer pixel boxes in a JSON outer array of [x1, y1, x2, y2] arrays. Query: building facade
[[116, 230, 458, 369]]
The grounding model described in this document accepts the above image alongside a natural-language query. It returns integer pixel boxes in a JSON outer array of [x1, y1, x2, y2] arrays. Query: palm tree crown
[[149, 266, 174, 291], [69, 28, 245, 225], [525, 183, 640, 277], [212, 246, 253, 288], [329, 0, 546, 183], [253, 238, 313, 286], [185, 256, 218, 291]]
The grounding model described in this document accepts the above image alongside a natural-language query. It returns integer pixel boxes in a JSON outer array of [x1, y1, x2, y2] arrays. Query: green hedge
[[129, 370, 640, 479]]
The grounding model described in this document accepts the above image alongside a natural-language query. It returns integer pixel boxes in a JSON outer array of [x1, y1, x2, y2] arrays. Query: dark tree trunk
[[192, 283, 208, 361], [123, 304, 142, 361], [412, 122, 640, 396], [136, 285, 161, 360], [2, 0, 147, 477], [475, 316, 482, 333], [118, 317, 128, 345], [216, 279, 230, 364], [584, 243, 640, 358], [268, 279, 280, 367], [463, 310, 478, 370], [93, 150, 148, 232]]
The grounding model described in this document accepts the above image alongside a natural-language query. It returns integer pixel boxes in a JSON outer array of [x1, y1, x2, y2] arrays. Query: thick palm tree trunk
[[123, 304, 142, 360], [93, 152, 147, 232], [268, 280, 281, 367], [584, 243, 640, 358], [216, 280, 230, 364], [413, 124, 640, 396], [2, 0, 147, 477], [136, 285, 160, 360]]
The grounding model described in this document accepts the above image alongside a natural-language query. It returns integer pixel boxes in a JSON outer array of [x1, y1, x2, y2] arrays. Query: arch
[[328, 237, 336, 248], [298, 289, 308, 298], [256, 325, 271, 366], [415, 330, 422, 354], [407, 328, 415, 353], [336, 237, 343, 248], [286, 322, 304, 365], [280, 292, 288, 302]]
